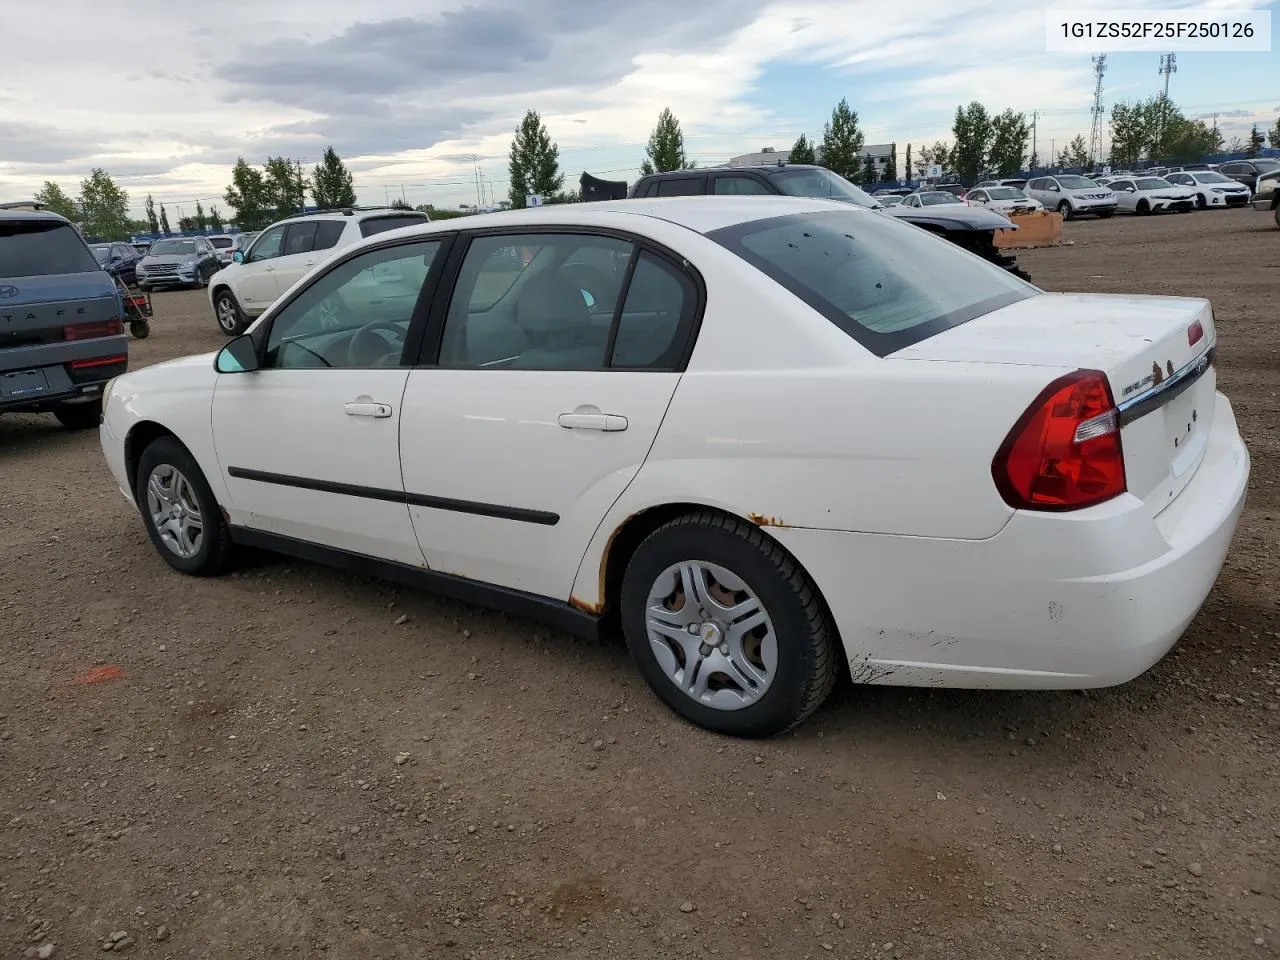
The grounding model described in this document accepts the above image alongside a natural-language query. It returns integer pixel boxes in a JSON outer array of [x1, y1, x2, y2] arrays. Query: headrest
[[516, 271, 589, 337]]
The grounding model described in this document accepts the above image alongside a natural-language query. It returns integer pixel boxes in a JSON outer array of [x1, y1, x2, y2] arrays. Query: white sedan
[[98, 197, 1250, 738], [1105, 176, 1196, 214], [964, 185, 1044, 216], [1165, 171, 1253, 209]]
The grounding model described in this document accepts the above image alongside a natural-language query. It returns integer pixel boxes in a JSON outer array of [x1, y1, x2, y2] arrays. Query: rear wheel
[[135, 436, 233, 576], [214, 288, 249, 336], [53, 399, 102, 430], [619, 511, 838, 738]]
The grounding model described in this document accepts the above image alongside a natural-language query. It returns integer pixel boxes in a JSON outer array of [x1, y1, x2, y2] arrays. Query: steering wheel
[[347, 320, 406, 367]]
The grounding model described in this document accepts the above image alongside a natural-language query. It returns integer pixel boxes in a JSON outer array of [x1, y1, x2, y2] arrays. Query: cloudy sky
[[2, 0, 1275, 218]]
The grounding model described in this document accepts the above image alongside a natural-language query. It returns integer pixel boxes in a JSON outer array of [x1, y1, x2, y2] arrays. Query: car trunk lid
[[892, 292, 1217, 514], [0, 272, 121, 348]]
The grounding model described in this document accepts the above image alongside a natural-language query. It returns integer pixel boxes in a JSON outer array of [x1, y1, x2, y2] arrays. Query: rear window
[[208, 236, 233, 249], [1, 220, 101, 277], [707, 209, 1035, 357], [359, 214, 429, 239]]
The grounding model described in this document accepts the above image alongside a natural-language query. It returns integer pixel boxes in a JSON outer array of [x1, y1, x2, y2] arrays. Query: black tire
[[213, 288, 249, 336], [53, 399, 102, 430], [1056, 200, 1072, 219], [1096, 209, 1114, 218], [130, 319, 150, 339], [135, 435, 233, 577], [1273, 205, 1280, 229], [1196, 193, 1207, 210], [1136, 200, 1149, 215], [619, 511, 838, 738]]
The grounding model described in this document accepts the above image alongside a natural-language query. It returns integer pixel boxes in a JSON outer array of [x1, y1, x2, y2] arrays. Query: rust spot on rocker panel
[[569, 513, 636, 618], [568, 595, 604, 616], [747, 512, 789, 528]]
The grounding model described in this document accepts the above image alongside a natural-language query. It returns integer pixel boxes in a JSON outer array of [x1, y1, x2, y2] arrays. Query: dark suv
[[627, 164, 1027, 278], [1, 210, 129, 429]]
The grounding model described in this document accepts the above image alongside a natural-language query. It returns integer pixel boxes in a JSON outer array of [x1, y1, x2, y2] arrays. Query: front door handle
[[304, 259, 315, 266], [558, 412, 628, 431], [345, 400, 393, 418]]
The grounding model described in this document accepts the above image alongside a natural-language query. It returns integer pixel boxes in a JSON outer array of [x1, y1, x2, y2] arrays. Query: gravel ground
[[1, 207, 1277, 960]]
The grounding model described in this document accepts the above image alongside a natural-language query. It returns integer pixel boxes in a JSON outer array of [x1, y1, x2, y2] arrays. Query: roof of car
[[371, 196, 861, 242], [0, 208, 73, 223]]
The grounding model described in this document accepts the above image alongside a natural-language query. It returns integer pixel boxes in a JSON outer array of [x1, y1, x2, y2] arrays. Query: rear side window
[[708, 209, 1035, 357], [283, 222, 318, 255], [314, 221, 346, 250], [610, 252, 696, 368], [655, 177, 704, 197], [0, 220, 100, 277], [360, 214, 429, 238]]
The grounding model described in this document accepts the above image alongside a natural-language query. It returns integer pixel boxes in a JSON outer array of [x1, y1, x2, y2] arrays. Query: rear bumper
[[1, 336, 128, 412], [772, 391, 1250, 689]]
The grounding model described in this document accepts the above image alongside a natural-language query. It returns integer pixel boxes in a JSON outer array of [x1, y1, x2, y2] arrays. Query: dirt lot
[[2, 208, 1277, 960]]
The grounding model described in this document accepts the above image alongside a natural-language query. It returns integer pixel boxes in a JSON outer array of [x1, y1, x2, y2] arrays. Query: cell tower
[[1088, 54, 1107, 168], [1158, 53, 1177, 99]]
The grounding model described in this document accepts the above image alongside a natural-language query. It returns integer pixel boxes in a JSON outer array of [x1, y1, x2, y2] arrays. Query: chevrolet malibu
[[97, 197, 1250, 738]]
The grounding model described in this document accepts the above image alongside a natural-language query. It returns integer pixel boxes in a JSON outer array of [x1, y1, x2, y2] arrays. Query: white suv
[[1026, 175, 1117, 219], [209, 207, 430, 335]]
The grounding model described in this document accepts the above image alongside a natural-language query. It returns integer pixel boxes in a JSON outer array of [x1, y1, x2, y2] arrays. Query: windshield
[[208, 237, 233, 249], [1192, 171, 1231, 183], [1136, 178, 1173, 190], [0, 220, 101, 277], [90, 244, 110, 262], [148, 239, 197, 256], [707, 208, 1035, 357], [768, 168, 880, 209], [920, 192, 963, 205], [987, 187, 1025, 199], [1056, 176, 1099, 190], [1254, 159, 1280, 172]]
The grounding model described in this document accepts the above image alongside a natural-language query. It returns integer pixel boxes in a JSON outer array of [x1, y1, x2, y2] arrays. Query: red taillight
[[1187, 320, 1204, 346], [64, 319, 123, 341], [992, 370, 1126, 511], [70, 355, 127, 370]]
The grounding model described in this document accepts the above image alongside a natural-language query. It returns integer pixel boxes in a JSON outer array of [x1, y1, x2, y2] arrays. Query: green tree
[[1246, 124, 1265, 158], [1108, 100, 1152, 167], [1058, 134, 1090, 168], [263, 156, 308, 217], [883, 144, 898, 183], [223, 158, 271, 230], [193, 200, 207, 231], [507, 109, 563, 209], [389, 197, 412, 210], [639, 107, 690, 176], [78, 168, 130, 240], [988, 108, 1030, 175], [33, 181, 79, 221], [789, 133, 817, 165], [918, 142, 949, 179], [904, 143, 912, 182], [819, 98, 865, 181], [861, 152, 877, 184], [1269, 117, 1280, 148], [159, 204, 171, 234], [950, 101, 993, 183], [208, 205, 222, 228], [547, 189, 582, 204], [144, 193, 160, 233], [312, 146, 358, 208]]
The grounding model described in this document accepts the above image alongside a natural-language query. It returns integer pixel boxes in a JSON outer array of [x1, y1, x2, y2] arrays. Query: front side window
[[247, 225, 285, 262], [264, 240, 442, 370], [437, 232, 695, 371], [709, 209, 1035, 357], [713, 176, 772, 195]]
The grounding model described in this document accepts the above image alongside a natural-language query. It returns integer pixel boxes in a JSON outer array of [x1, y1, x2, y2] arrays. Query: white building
[[728, 143, 900, 180], [728, 146, 789, 166]]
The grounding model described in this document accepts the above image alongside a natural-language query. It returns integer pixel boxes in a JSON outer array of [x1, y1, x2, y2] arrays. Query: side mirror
[[214, 334, 260, 374], [232, 250, 246, 264]]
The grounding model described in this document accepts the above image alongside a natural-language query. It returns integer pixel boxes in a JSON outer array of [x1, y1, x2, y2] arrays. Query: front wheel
[[1135, 200, 1150, 215], [619, 511, 838, 738], [53, 400, 102, 430], [214, 289, 249, 336], [1056, 200, 1072, 219], [1196, 193, 1207, 210], [1096, 209, 1114, 219], [135, 436, 233, 576]]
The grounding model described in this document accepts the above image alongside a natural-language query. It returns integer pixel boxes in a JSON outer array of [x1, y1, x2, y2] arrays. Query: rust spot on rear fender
[[747, 512, 789, 528], [568, 595, 604, 616]]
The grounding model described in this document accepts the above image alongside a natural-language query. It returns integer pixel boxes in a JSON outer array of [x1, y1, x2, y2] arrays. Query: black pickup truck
[[625, 164, 1028, 279], [1, 210, 129, 429]]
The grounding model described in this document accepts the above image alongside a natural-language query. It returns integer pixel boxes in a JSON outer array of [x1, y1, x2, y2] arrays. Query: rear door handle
[[304, 259, 315, 266], [345, 400, 393, 418], [558, 412, 628, 431]]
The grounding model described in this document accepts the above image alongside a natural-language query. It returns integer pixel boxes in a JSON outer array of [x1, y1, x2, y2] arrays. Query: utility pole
[[400, 184, 407, 206], [472, 155, 482, 208], [1157, 53, 1177, 158], [1088, 54, 1107, 169], [1031, 110, 1039, 169]]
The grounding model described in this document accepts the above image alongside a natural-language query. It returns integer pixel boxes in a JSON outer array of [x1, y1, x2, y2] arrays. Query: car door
[[1110, 179, 1136, 211], [210, 236, 451, 565], [237, 224, 287, 310], [272, 221, 331, 295], [967, 189, 989, 208], [398, 228, 701, 599]]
